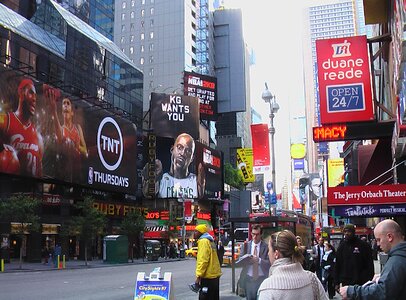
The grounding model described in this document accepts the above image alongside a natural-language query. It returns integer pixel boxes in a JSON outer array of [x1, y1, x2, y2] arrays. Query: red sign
[[313, 125, 347, 142], [328, 184, 406, 206], [250, 124, 270, 174], [316, 36, 374, 124]]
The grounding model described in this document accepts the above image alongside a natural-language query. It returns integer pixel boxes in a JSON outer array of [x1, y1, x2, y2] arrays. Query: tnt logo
[[331, 40, 351, 58], [97, 117, 123, 171]]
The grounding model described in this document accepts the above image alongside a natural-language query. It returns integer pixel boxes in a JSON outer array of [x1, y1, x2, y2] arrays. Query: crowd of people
[[189, 219, 406, 300]]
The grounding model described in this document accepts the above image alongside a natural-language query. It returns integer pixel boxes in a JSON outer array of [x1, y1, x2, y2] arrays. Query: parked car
[[185, 246, 198, 257]]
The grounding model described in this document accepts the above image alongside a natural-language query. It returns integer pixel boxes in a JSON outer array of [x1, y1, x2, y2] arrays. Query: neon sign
[[313, 125, 347, 142]]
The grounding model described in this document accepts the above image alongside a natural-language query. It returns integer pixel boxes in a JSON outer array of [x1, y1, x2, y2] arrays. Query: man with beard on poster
[[0, 78, 43, 177], [159, 133, 197, 198]]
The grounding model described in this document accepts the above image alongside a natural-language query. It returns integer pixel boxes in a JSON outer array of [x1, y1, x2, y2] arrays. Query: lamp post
[[262, 83, 279, 214]]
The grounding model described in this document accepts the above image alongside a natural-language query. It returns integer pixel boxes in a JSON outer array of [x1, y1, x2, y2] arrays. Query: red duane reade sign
[[316, 35, 374, 124], [328, 184, 406, 206]]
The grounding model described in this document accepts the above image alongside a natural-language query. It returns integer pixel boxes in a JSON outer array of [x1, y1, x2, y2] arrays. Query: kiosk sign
[[316, 36, 374, 124]]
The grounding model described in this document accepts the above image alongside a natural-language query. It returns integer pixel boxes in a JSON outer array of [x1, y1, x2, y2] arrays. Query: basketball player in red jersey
[[46, 86, 87, 181], [0, 78, 43, 177]]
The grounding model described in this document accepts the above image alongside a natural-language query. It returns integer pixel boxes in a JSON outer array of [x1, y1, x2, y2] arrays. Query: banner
[[250, 124, 270, 174], [0, 71, 137, 194], [327, 158, 345, 187], [329, 204, 406, 217], [328, 184, 406, 206], [150, 93, 199, 139], [236, 148, 255, 183], [183, 71, 217, 120], [316, 35, 374, 124]]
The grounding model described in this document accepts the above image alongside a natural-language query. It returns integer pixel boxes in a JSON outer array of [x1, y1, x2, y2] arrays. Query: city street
[[0, 258, 239, 300]]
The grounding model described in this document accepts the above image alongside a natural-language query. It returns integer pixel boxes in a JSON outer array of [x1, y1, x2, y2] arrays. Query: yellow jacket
[[195, 233, 222, 279]]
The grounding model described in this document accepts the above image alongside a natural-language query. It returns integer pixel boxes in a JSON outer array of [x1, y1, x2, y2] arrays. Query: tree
[[0, 193, 40, 269], [66, 196, 106, 266], [120, 210, 145, 262], [224, 163, 245, 190]]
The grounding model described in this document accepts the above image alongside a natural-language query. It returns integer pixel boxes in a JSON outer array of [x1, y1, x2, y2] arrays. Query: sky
[[225, 0, 308, 193]]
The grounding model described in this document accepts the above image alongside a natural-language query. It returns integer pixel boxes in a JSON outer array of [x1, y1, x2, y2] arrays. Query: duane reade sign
[[316, 35, 374, 124]]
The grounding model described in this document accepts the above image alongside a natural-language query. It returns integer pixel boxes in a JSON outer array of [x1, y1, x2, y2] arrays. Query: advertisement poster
[[250, 124, 270, 174], [316, 35, 374, 124], [236, 148, 255, 183], [150, 93, 199, 140], [0, 70, 137, 194], [195, 142, 223, 200], [134, 272, 172, 300], [183, 71, 217, 120], [327, 158, 345, 187]]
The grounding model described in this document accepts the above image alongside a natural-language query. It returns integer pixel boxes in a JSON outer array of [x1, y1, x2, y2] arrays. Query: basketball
[[0, 145, 20, 174]]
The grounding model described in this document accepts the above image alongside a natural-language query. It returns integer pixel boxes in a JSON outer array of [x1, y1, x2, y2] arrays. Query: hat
[[195, 224, 208, 234], [344, 224, 355, 233]]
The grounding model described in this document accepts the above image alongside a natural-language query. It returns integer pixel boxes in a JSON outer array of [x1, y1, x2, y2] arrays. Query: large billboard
[[0, 71, 137, 194], [316, 36, 374, 124], [195, 142, 223, 200], [150, 93, 199, 140], [250, 124, 270, 174], [141, 135, 223, 200], [183, 71, 217, 121]]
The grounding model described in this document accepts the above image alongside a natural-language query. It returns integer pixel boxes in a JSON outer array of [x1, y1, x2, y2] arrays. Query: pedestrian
[[237, 224, 271, 300], [339, 219, 406, 299], [194, 224, 222, 300], [257, 230, 328, 300], [216, 240, 225, 266], [321, 242, 336, 299], [334, 224, 374, 291], [296, 235, 310, 270], [312, 236, 326, 282]]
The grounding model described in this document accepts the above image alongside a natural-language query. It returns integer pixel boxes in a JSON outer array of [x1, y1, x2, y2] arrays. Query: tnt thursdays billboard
[[0, 68, 137, 195], [316, 35, 374, 124]]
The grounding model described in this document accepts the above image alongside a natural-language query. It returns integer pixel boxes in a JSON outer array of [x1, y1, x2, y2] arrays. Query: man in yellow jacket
[[194, 224, 222, 300]]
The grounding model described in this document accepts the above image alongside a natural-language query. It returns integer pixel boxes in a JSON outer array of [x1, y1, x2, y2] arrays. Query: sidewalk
[[1, 256, 185, 273]]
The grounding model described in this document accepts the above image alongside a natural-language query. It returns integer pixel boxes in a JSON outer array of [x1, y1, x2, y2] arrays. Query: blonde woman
[[258, 230, 328, 300]]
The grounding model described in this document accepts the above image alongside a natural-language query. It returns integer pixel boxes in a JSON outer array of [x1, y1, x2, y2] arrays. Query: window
[[140, 57, 144, 65], [141, 45, 145, 52], [149, 56, 154, 63], [130, 35, 134, 42], [131, 0, 135, 7], [130, 46, 134, 54], [121, 13, 125, 20], [141, 33, 145, 40], [150, 32, 154, 39], [149, 68, 154, 76], [120, 36, 125, 43], [150, 19, 154, 27], [149, 43, 154, 51], [151, 0, 154, 3], [142, 0, 145, 4], [121, 25, 125, 32], [150, 8, 154, 15], [141, 9, 145, 17], [122, 2, 126, 9], [130, 23, 135, 31], [130, 11, 135, 19]]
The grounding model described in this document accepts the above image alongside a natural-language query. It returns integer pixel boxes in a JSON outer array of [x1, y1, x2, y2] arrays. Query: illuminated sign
[[316, 36, 374, 124], [313, 121, 395, 142], [184, 71, 217, 120], [145, 210, 170, 220], [197, 212, 211, 220], [93, 202, 147, 217]]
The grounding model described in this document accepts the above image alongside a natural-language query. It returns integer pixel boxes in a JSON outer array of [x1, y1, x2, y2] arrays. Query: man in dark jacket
[[340, 219, 406, 299], [334, 224, 374, 290]]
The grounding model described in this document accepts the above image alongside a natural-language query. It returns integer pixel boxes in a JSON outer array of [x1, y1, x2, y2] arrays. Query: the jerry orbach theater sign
[[328, 184, 406, 206]]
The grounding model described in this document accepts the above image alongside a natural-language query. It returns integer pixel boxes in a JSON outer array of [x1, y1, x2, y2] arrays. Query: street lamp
[[262, 82, 279, 214]]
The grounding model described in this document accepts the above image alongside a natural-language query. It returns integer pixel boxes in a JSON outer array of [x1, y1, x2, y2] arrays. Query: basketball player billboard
[[150, 92, 200, 140], [0, 67, 137, 194]]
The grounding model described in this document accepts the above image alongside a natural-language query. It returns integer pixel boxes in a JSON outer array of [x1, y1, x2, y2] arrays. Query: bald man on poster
[[339, 219, 406, 300]]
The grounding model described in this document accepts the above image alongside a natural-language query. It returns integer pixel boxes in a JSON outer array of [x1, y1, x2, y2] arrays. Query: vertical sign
[[250, 124, 270, 174], [236, 148, 255, 183], [316, 35, 374, 124]]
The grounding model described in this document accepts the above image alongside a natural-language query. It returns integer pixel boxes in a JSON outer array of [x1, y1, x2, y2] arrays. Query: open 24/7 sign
[[316, 36, 374, 124]]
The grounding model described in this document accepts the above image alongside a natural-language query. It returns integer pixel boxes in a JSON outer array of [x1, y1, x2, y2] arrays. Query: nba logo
[[88, 167, 93, 184]]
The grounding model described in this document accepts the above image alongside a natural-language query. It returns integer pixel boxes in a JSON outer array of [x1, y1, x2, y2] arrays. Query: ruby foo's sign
[[316, 35, 374, 124], [328, 184, 406, 206]]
